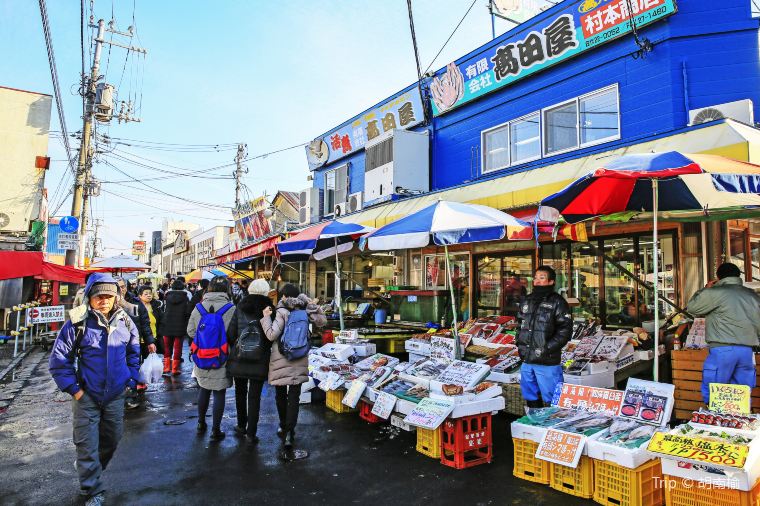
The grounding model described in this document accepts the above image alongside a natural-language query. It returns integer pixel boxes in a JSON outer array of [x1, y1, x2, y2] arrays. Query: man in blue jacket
[[49, 273, 140, 506]]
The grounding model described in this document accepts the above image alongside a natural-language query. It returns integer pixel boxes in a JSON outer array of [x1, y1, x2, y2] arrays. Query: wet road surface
[[0, 349, 594, 505]]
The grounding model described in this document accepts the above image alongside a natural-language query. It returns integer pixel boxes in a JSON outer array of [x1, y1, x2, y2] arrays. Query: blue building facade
[[300, 0, 760, 325]]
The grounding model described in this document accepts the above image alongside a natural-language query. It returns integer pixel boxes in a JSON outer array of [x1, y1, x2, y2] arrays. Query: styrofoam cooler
[[587, 429, 654, 469], [563, 369, 615, 388]]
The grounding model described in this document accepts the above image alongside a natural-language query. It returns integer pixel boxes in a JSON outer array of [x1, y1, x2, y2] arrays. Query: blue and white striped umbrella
[[361, 200, 532, 251]]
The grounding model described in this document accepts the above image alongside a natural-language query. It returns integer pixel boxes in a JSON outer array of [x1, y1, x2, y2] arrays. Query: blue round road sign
[[59, 216, 79, 233]]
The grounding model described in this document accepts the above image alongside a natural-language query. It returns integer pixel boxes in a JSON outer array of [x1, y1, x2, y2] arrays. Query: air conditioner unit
[[347, 192, 363, 213], [364, 129, 429, 203], [333, 202, 348, 218], [298, 187, 323, 226], [689, 99, 754, 126]]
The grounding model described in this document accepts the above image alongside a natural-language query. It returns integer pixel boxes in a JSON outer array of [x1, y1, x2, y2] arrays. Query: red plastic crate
[[440, 413, 493, 469], [358, 401, 383, 423]]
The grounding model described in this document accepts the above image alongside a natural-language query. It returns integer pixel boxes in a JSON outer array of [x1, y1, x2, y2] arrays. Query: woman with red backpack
[[186, 276, 235, 441], [260, 283, 326, 450]]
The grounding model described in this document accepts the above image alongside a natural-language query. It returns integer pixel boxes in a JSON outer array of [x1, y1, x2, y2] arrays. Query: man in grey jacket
[[687, 263, 760, 404]]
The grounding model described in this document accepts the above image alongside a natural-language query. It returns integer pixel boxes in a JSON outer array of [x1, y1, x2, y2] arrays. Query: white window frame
[[578, 84, 621, 148], [509, 112, 542, 166], [480, 84, 621, 174], [323, 168, 337, 217], [481, 123, 511, 174], [542, 97, 580, 157]]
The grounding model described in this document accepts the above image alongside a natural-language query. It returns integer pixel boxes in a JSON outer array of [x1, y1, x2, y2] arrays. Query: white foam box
[[635, 349, 655, 361], [408, 352, 427, 364], [486, 370, 520, 384], [299, 391, 312, 404], [316, 343, 354, 361], [471, 337, 508, 348], [390, 413, 416, 432], [405, 339, 431, 355], [563, 368, 615, 388], [587, 429, 654, 469], [510, 420, 603, 455], [429, 391, 477, 405], [450, 396, 505, 418], [352, 342, 377, 357], [394, 399, 417, 416], [655, 425, 760, 491]]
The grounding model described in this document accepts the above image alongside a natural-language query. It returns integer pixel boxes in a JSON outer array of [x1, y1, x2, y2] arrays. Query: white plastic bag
[[139, 353, 164, 384]]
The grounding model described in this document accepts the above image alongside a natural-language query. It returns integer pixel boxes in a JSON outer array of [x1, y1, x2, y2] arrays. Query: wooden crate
[[671, 349, 760, 420]]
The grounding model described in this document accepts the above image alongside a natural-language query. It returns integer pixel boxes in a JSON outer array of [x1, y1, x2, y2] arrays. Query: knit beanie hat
[[248, 278, 271, 295], [89, 282, 118, 298]]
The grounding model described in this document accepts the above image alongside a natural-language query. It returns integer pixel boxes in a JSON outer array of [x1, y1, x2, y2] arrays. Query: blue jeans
[[72, 391, 125, 498], [702, 346, 756, 404], [521, 363, 564, 403]]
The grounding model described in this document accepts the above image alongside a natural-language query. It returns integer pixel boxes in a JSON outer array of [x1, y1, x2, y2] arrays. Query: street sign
[[57, 232, 79, 250], [59, 216, 79, 233], [27, 305, 66, 324]]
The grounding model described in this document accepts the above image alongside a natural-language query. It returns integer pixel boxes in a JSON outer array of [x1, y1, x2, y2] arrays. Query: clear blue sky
[[1, 0, 523, 255]]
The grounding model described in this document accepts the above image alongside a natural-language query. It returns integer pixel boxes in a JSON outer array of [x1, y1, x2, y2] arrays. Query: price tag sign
[[404, 397, 455, 430], [557, 384, 624, 414], [342, 380, 367, 409], [709, 383, 751, 415], [536, 429, 586, 467], [318, 372, 342, 392], [647, 432, 749, 468], [371, 391, 397, 420]]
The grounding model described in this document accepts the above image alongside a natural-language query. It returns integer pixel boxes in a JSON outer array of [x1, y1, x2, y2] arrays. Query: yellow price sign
[[647, 432, 749, 468], [709, 383, 751, 415]]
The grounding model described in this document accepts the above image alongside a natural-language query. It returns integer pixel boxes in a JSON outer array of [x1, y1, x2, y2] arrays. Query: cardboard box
[[563, 369, 615, 388], [405, 339, 432, 355], [352, 342, 377, 357]]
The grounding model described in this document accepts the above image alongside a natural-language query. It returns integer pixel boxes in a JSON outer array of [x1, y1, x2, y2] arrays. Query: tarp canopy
[[0, 251, 89, 283]]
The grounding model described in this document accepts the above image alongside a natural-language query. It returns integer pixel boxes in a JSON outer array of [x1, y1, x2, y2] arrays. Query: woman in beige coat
[[260, 283, 326, 449], [187, 276, 236, 441]]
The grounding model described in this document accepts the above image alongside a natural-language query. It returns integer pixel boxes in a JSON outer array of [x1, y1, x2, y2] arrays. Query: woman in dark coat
[[160, 279, 192, 376], [228, 279, 274, 444]]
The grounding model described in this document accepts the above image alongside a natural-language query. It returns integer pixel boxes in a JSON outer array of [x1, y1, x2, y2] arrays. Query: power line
[[38, 0, 76, 175], [423, 0, 478, 75], [101, 188, 233, 221]]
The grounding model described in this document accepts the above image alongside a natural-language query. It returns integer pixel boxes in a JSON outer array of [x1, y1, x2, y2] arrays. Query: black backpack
[[232, 311, 265, 362]]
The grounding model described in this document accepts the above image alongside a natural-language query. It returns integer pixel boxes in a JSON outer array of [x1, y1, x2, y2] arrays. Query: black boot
[[210, 428, 226, 441], [284, 431, 295, 449], [197, 421, 207, 434]]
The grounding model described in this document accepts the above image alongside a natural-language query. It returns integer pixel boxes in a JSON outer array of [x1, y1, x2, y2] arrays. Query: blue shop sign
[[430, 0, 677, 116], [306, 88, 424, 170]]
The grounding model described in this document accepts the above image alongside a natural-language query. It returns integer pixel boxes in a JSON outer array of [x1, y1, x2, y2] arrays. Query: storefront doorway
[[474, 252, 534, 318]]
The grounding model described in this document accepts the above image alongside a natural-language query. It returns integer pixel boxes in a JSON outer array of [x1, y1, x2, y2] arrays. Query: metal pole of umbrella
[[334, 238, 345, 331], [444, 244, 461, 359], [653, 179, 660, 382]]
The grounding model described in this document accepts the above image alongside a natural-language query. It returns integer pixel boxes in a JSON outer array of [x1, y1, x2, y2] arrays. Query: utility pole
[[234, 143, 248, 208], [90, 218, 103, 262], [66, 19, 104, 267], [65, 17, 146, 266]]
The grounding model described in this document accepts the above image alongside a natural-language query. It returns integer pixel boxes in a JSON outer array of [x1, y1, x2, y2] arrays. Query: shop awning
[[214, 235, 281, 265], [339, 119, 760, 229], [0, 251, 89, 283], [36, 262, 88, 284]]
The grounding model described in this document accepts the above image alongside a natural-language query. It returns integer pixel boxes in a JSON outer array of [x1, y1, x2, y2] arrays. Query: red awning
[[0, 251, 44, 280], [0, 251, 89, 283], [36, 262, 89, 283], [214, 235, 281, 265]]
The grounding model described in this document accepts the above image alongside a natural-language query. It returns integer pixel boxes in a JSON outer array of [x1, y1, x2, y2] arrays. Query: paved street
[[0, 348, 593, 506]]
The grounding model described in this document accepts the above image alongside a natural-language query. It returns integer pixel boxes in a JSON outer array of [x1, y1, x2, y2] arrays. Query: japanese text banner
[[430, 0, 677, 116]]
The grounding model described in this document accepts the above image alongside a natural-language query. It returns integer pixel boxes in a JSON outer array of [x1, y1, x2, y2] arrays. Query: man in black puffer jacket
[[517, 266, 573, 408], [227, 279, 274, 444], [160, 280, 192, 376]]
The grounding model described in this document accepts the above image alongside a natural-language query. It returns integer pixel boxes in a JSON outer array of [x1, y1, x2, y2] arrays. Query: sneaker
[[85, 493, 104, 506], [125, 398, 140, 410], [210, 429, 225, 441]]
